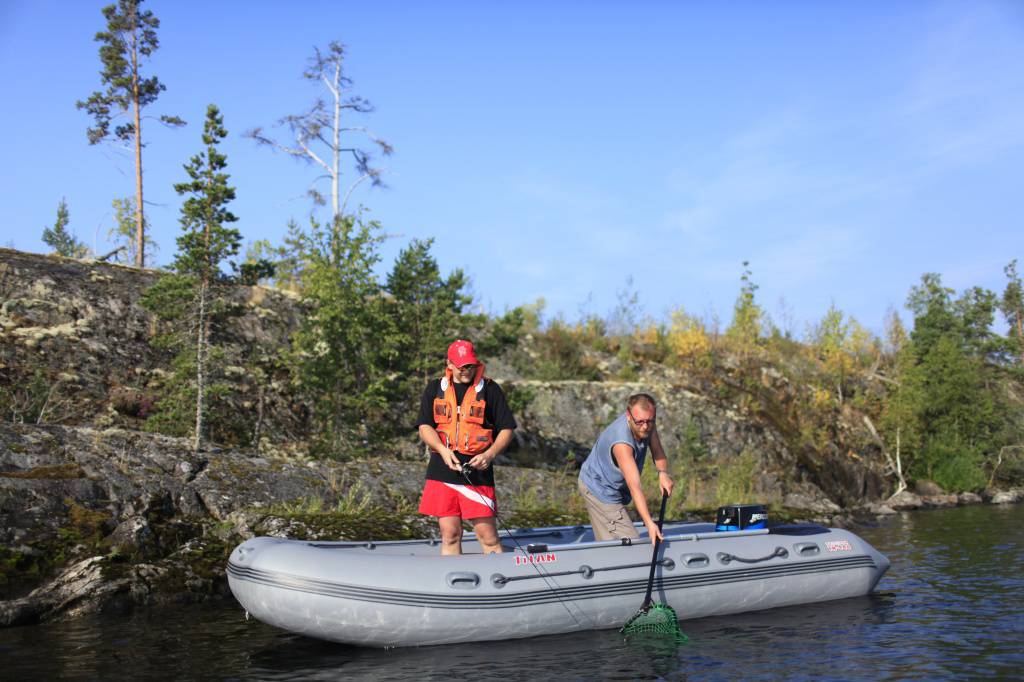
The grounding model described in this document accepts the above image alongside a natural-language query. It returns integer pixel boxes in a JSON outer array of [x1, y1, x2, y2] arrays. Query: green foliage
[[76, 0, 183, 267], [0, 370, 52, 424], [76, 0, 182, 146], [287, 213, 394, 454], [926, 438, 988, 492], [173, 104, 241, 278], [383, 237, 471, 386], [1001, 260, 1024, 364], [715, 450, 758, 505], [139, 105, 245, 449], [474, 306, 527, 358], [239, 258, 275, 286], [907, 273, 1001, 362], [525, 319, 603, 381], [41, 199, 89, 259], [726, 261, 764, 351], [808, 303, 874, 405], [503, 383, 536, 416], [881, 272, 1017, 491], [108, 197, 156, 264], [678, 419, 710, 461], [243, 236, 300, 290]]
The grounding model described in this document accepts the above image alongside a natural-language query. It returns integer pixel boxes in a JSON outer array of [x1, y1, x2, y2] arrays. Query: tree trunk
[[331, 57, 341, 219], [130, 20, 145, 269], [1016, 311, 1023, 365], [253, 383, 264, 455], [194, 276, 209, 453]]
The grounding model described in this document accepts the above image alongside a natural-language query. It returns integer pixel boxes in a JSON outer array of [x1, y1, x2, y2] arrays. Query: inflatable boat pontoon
[[227, 520, 890, 647]]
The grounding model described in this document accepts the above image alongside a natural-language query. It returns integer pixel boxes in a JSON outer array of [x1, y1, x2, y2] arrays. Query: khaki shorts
[[577, 478, 639, 541]]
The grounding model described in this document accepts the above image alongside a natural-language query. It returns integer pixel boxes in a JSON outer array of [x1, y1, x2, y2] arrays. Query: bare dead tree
[[862, 415, 907, 497], [246, 41, 393, 219]]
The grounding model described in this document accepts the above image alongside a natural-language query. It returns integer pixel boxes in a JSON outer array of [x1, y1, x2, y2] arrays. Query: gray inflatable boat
[[227, 520, 890, 648]]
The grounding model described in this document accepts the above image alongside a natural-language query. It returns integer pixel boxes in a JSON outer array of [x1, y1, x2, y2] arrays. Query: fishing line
[[458, 463, 595, 629]]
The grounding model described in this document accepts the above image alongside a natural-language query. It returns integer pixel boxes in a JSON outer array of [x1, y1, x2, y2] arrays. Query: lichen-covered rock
[[0, 248, 306, 445], [865, 502, 897, 515], [888, 490, 924, 510], [990, 489, 1022, 504]]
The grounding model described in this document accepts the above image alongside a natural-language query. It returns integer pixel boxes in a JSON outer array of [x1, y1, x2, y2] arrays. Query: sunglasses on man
[[628, 409, 656, 427]]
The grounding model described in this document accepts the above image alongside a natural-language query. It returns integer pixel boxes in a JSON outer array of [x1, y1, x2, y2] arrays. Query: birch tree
[[77, 0, 184, 268], [247, 41, 392, 219]]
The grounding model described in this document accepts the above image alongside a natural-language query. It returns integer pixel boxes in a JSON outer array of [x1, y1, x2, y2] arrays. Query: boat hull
[[227, 521, 889, 647]]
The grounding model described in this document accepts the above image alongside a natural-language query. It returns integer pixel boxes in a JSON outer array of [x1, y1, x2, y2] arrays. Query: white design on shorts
[[442, 482, 495, 510]]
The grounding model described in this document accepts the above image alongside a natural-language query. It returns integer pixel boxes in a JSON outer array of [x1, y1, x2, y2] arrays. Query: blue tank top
[[578, 413, 649, 504]]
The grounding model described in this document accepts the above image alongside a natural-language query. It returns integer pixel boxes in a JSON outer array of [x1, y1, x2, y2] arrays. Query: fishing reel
[[460, 463, 475, 478]]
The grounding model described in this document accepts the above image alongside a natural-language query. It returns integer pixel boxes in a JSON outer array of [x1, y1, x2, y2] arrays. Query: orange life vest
[[432, 363, 494, 454]]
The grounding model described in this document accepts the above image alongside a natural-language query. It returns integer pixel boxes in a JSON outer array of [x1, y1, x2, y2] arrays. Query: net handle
[[641, 491, 669, 609]]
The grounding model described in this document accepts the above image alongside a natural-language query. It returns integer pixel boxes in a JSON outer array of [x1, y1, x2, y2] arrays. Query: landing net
[[621, 603, 688, 642]]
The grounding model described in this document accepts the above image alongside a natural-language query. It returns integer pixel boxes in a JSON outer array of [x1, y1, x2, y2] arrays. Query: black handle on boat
[[641, 491, 669, 610]]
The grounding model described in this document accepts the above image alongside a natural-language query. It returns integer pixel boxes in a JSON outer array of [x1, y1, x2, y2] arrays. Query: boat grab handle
[[793, 542, 820, 557], [717, 546, 788, 565], [681, 553, 709, 568], [446, 572, 480, 589]]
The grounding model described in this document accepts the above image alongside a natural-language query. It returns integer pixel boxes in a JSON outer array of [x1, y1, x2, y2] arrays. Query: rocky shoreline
[[2, 421, 1020, 629], [2, 249, 1021, 628]]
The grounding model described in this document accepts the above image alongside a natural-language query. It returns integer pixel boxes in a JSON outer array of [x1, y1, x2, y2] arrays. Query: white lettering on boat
[[515, 553, 557, 566], [750, 513, 767, 522], [826, 540, 853, 552]]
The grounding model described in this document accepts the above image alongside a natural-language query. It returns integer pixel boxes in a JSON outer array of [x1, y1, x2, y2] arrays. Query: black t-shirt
[[417, 377, 517, 485]]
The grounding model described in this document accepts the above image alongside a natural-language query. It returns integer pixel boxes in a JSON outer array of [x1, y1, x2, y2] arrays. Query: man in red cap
[[416, 339, 517, 555]]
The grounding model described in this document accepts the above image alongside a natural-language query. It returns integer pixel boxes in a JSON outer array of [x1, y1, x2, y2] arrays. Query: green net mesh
[[620, 603, 688, 642]]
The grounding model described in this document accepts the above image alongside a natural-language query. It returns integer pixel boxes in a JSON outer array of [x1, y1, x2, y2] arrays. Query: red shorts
[[419, 479, 498, 519]]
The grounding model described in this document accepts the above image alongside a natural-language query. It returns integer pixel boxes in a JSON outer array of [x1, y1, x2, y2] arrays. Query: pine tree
[[384, 238, 471, 384], [142, 105, 242, 452], [174, 105, 241, 452], [41, 198, 89, 258], [77, 0, 184, 268]]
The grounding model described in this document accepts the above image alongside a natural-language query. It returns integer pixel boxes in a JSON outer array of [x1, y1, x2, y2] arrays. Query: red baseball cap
[[447, 339, 479, 366]]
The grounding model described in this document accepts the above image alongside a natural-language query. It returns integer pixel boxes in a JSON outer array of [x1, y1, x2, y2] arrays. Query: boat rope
[[716, 546, 788, 564], [492, 558, 675, 585], [458, 465, 595, 629]]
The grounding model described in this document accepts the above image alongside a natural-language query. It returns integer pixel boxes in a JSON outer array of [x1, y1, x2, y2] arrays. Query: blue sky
[[1, 1, 1021, 336]]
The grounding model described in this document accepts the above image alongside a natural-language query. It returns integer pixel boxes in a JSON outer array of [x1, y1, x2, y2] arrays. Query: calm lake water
[[2, 503, 1022, 681]]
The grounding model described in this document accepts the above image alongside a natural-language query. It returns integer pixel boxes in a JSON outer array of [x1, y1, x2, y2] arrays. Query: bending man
[[417, 339, 516, 555], [578, 393, 673, 541]]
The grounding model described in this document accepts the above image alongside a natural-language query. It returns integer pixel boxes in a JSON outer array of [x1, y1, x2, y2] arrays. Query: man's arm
[[468, 428, 514, 470], [612, 443, 663, 542], [649, 426, 674, 497], [418, 424, 461, 471]]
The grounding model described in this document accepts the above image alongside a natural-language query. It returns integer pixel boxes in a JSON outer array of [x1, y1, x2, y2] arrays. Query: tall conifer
[[173, 104, 241, 452], [77, 0, 184, 267]]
